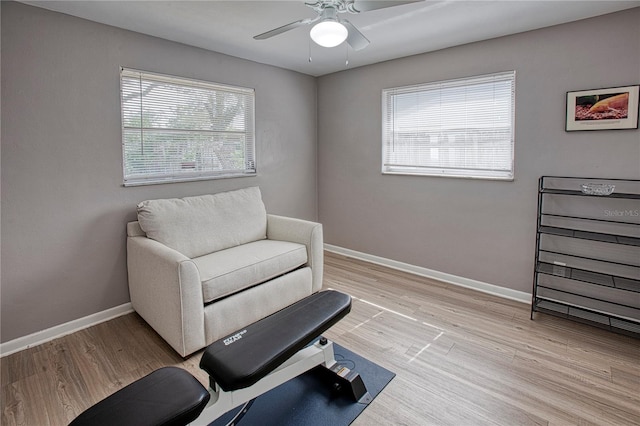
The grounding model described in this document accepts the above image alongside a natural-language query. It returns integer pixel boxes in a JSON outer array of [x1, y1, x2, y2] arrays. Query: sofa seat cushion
[[193, 240, 308, 304]]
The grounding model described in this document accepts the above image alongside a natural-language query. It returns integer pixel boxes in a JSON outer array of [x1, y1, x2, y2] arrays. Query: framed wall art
[[565, 85, 639, 131]]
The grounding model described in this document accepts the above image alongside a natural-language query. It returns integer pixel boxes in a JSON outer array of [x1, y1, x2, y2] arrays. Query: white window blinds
[[120, 68, 256, 186], [382, 71, 515, 180]]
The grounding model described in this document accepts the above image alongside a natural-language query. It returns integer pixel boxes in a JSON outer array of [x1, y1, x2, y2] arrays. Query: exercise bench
[[69, 290, 367, 426]]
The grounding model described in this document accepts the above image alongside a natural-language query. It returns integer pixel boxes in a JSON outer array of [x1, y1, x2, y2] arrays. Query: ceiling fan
[[254, 0, 421, 50]]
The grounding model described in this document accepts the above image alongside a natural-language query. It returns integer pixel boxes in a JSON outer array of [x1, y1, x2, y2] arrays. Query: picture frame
[[565, 85, 639, 131]]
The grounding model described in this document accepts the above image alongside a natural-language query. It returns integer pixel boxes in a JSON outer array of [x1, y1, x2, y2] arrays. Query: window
[[382, 71, 515, 180], [120, 68, 255, 186]]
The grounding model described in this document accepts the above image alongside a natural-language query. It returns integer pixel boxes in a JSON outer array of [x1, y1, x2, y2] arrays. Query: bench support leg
[[323, 363, 372, 404]]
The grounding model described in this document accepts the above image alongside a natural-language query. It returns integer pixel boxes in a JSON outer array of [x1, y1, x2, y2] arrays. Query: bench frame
[[194, 337, 338, 424], [70, 291, 369, 426]]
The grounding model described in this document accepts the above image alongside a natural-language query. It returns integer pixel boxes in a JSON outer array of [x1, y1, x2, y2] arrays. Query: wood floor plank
[[0, 347, 38, 389], [1, 251, 638, 425]]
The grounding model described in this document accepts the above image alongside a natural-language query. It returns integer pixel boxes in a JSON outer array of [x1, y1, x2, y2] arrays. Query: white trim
[[324, 244, 531, 305], [1, 303, 134, 358]]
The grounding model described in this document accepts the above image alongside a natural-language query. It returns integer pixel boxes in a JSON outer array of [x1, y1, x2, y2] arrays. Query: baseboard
[[324, 244, 531, 305], [0, 303, 134, 358]]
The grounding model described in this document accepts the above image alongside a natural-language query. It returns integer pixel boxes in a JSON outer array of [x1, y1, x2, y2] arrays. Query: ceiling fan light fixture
[[310, 20, 348, 48]]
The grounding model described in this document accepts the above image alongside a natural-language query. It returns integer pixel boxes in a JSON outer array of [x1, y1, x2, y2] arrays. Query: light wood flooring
[[2, 252, 639, 425]]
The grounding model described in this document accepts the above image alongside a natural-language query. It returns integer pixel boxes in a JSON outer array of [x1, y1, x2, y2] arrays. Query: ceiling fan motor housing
[[306, 0, 361, 15]]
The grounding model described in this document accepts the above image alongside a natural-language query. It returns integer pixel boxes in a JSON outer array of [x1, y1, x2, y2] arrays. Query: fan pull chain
[[345, 42, 349, 67], [308, 36, 312, 63]]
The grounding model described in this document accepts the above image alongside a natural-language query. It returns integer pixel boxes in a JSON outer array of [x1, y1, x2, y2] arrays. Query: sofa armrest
[[266, 214, 323, 293], [127, 236, 206, 356]]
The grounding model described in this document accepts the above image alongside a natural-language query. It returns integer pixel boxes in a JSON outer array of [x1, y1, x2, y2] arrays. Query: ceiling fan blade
[[350, 0, 422, 13], [253, 17, 315, 40], [342, 19, 370, 51]]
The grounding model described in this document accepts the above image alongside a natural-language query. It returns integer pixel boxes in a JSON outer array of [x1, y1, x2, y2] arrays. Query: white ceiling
[[22, 0, 640, 76]]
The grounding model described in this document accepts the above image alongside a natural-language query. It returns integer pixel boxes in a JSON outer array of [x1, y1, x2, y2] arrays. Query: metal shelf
[[538, 226, 640, 247], [536, 261, 640, 293], [532, 176, 640, 338], [540, 188, 640, 199], [542, 212, 638, 226], [533, 299, 640, 337]]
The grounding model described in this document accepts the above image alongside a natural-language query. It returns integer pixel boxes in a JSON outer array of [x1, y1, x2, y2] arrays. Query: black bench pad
[[200, 290, 351, 392], [69, 366, 210, 426]]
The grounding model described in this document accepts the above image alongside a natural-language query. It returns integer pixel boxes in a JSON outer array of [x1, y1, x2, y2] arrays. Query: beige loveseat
[[126, 187, 323, 357]]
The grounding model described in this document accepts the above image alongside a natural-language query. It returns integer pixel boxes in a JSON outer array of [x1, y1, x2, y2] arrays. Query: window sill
[[382, 170, 514, 181], [123, 172, 257, 187]]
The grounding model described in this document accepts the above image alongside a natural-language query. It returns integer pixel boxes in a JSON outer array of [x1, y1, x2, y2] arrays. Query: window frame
[[381, 71, 516, 181], [120, 68, 256, 187]]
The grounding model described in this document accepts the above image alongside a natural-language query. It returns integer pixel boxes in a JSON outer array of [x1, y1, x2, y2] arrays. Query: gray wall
[[318, 8, 640, 294], [1, 2, 317, 343]]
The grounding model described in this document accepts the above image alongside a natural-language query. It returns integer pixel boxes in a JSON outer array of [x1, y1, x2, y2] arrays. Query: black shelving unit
[[531, 176, 640, 337]]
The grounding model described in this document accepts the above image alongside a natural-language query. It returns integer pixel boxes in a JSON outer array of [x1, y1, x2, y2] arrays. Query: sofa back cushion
[[137, 187, 267, 258]]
